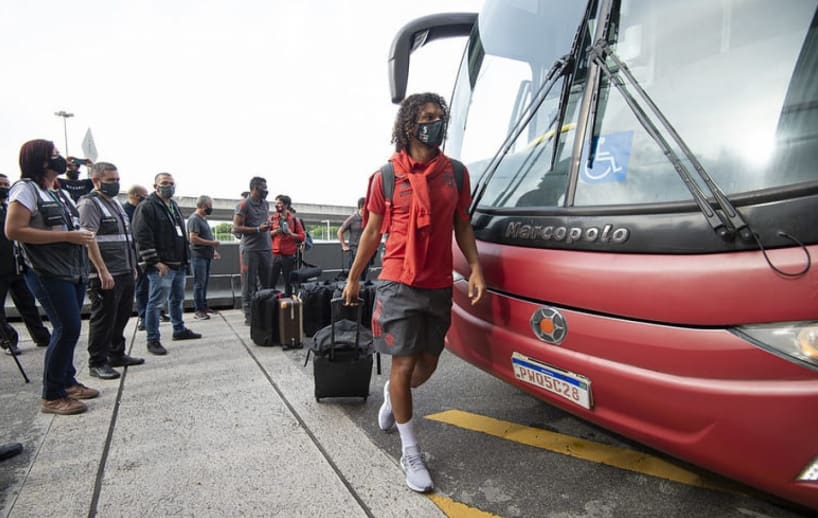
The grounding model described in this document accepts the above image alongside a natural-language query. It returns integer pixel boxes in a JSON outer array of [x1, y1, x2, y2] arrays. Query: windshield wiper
[[469, 53, 573, 215], [587, 40, 752, 242]]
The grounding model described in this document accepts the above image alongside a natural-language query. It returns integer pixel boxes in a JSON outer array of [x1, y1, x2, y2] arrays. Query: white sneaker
[[378, 380, 395, 431], [400, 446, 433, 493]]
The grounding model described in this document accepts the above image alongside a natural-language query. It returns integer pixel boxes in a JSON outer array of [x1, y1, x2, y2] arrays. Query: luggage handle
[[330, 296, 363, 360]]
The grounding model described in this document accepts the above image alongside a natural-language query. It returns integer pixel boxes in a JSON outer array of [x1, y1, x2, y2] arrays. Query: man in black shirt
[[0, 173, 51, 355], [59, 158, 94, 203]]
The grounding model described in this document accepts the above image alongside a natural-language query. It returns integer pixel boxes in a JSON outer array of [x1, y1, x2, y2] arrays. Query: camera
[[280, 220, 290, 235], [71, 158, 89, 166]]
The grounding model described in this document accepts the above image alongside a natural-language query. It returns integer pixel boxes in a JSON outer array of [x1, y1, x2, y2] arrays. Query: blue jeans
[[24, 271, 85, 400], [191, 255, 211, 312], [146, 267, 186, 342]]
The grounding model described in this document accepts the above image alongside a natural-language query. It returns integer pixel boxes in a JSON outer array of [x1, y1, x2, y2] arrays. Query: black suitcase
[[250, 288, 281, 346], [332, 280, 379, 329], [307, 298, 376, 402], [299, 281, 334, 337]]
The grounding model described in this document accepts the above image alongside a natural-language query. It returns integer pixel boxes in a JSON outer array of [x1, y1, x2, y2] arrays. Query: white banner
[[81, 128, 98, 161]]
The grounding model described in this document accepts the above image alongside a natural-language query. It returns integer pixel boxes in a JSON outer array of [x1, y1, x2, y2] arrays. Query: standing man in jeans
[[270, 194, 305, 297], [343, 93, 485, 493], [132, 172, 201, 355], [187, 195, 220, 320], [122, 184, 167, 330], [232, 177, 272, 325], [78, 162, 145, 379]]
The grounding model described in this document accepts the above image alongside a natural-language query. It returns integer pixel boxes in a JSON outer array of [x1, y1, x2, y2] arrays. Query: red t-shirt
[[367, 153, 471, 289]]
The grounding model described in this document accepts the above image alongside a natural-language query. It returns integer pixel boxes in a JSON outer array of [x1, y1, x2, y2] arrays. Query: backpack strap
[[450, 159, 465, 193], [378, 162, 395, 234]]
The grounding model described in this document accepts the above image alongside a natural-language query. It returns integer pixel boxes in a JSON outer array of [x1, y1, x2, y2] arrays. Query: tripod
[[1, 326, 30, 383]]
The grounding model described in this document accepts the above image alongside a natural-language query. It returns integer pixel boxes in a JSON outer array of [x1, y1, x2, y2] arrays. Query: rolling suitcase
[[307, 298, 376, 402], [277, 295, 304, 349], [250, 288, 281, 346], [332, 280, 378, 329]]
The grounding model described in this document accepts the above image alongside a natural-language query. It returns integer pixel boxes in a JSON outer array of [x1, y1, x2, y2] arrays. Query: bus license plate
[[511, 353, 593, 410]]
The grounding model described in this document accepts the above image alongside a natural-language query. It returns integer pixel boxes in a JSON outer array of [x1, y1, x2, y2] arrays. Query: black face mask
[[98, 182, 120, 198], [0, 187, 9, 200], [259, 189, 269, 200], [415, 119, 446, 147], [66, 171, 80, 180], [204, 207, 212, 216], [157, 185, 175, 199], [48, 156, 67, 175]]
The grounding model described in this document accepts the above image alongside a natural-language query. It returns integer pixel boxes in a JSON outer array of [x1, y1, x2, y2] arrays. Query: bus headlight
[[733, 321, 818, 371]]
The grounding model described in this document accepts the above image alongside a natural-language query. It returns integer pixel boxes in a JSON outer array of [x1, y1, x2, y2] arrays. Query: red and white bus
[[389, 0, 818, 509]]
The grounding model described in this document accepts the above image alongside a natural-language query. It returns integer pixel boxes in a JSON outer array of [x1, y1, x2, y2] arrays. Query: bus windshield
[[449, 0, 818, 210]]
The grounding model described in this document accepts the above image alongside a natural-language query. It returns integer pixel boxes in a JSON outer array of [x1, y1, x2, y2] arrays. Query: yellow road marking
[[426, 409, 739, 493], [427, 494, 502, 518]]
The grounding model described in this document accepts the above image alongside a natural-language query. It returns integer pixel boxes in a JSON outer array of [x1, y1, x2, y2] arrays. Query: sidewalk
[[0, 310, 444, 517]]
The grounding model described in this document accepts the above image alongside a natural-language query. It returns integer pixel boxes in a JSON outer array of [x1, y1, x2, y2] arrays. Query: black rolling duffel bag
[[250, 288, 281, 346], [305, 298, 379, 402]]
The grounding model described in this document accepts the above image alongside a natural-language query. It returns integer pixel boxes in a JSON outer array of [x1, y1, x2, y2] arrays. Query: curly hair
[[19, 139, 55, 188], [391, 92, 449, 152]]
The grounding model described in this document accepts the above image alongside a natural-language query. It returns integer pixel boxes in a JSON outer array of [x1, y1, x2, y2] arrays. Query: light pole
[[321, 220, 331, 241], [54, 110, 74, 156]]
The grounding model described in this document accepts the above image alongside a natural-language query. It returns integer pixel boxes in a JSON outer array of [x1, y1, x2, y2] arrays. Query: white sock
[[397, 418, 418, 452]]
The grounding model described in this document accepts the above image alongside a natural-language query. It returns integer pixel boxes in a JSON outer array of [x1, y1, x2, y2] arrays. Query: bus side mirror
[[389, 12, 478, 104]]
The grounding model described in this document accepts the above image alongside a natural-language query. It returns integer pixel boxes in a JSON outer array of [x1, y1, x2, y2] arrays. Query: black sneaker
[[172, 328, 202, 341], [109, 354, 145, 367], [159, 312, 171, 323], [136, 318, 145, 331], [89, 364, 121, 380], [147, 341, 167, 355]]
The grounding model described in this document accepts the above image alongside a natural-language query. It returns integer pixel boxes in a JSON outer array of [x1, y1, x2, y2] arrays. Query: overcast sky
[[0, 0, 482, 207]]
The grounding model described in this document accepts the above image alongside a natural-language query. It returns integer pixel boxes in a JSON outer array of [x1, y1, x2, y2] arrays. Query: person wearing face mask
[[232, 177, 272, 325], [6, 139, 98, 415], [0, 173, 52, 355], [269, 194, 305, 297], [77, 162, 145, 380], [342, 93, 485, 493], [132, 172, 201, 356], [187, 195, 221, 320], [60, 157, 95, 203]]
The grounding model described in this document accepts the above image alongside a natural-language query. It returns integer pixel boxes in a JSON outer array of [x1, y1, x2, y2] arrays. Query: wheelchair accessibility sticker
[[580, 130, 633, 183]]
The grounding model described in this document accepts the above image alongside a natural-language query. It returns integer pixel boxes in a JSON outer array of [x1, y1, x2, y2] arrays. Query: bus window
[[573, 0, 818, 206]]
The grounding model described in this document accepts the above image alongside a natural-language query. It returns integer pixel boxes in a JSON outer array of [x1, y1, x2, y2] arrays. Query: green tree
[[214, 222, 235, 241]]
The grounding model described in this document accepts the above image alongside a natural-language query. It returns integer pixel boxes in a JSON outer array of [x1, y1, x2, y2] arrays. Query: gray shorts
[[371, 281, 453, 357]]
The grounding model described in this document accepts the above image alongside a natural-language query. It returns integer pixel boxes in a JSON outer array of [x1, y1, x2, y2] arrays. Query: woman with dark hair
[[5, 139, 98, 415]]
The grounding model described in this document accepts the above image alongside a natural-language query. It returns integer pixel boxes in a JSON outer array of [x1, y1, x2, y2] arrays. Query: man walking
[[270, 194, 305, 297], [78, 162, 144, 379], [187, 195, 220, 320], [232, 177, 272, 324], [132, 173, 201, 355], [337, 197, 371, 281], [0, 173, 51, 355], [343, 92, 485, 493]]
